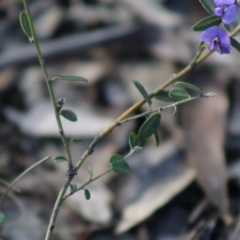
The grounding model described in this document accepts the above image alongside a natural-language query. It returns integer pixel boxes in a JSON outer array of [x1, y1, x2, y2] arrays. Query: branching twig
[[62, 168, 113, 201], [117, 94, 206, 124]]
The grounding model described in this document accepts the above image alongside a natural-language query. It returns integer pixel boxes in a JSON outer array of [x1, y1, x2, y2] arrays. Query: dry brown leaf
[[181, 86, 229, 217], [116, 162, 195, 234]]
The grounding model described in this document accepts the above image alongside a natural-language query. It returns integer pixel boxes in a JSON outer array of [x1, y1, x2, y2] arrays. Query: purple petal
[[200, 26, 218, 42], [209, 41, 217, 51], [218, 28, 230, 48], [213, 0, 235, 6], [218, 46, 231, 54], [214, 7, 224, 16], [222, 4, 237, 24]]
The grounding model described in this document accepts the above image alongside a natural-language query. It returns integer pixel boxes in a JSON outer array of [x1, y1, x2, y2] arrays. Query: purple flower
[[200, 26, 230, 54], [213, 0, 238, 24]]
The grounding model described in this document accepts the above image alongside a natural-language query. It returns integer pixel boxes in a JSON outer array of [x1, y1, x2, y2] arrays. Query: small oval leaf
[[230, 37, 240, 53], [109, 154, 131, 173], [70, 183, 77, 192], [192, 15, 221, 31], [153, 131, 160, 147], [0, 212, 5, 224], [129, 132, 142, 149], [132, 80, 152, 106], [19, 12, 32, 39], [71, 138, 84, 145], [199, 0, 215, 14], [84, 189, 91, 200], [87, 166, 93, 179], [51, 76, 88, 82], [175, 81, 202, 93], [54, 156, 68, 162], [154, 91, 175, 102], [60, 109, 78, 122], [169, 88, 190, 101], [138, 113, 161, 139], [173, 106, 178, 116]]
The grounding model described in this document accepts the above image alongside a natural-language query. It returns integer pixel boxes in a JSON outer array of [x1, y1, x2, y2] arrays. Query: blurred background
[[1, 0, 240, 239]]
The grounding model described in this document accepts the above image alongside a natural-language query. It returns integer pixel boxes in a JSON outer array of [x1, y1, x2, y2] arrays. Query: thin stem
[[0, 156, 50, 207], [160, 95, 199, 110], [190, 43, 205, 68], [44, 176, 74, 240], [22, 0, 73, 169], [124, 150, 135, 159], [62, 168, 112, 201], [0, 179, 20, 193], [119, 95, 200, 124]]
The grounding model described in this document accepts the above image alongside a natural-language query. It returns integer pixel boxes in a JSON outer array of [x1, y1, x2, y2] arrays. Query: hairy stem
[[22, 0, 73, 170], [44, 176, 74, 240]]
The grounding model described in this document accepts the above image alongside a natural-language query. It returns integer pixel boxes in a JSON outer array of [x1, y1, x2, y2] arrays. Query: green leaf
[[154, 90, 175, 102], [84, 189, 91, 200], [109, 154, 131, 173], [19, 12, 32, 39], [153, 131, 160, 147], [87, 166, 93, 179], [51, 76, 88, 83], [60, 109, 78, 122], [230, 37, 240, 53], [70, 183, 77, 192], [0, 212, 5, 224], [223, 23, 231, 32], [129, 132, 141, 149], [132, 80, 152, 106], [70, 138, 84, 145], [192, 15, 221, 31], [175, 81, 202, 93], [173, 106, 178, 116], [138, 113, 161, 139], [169, 88, 190, 101], [54, 156, 68, 162], [199, 0, 215, 14]]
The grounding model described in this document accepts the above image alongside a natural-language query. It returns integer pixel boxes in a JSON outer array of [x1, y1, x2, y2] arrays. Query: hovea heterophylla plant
[[1, 0, 240, 239]]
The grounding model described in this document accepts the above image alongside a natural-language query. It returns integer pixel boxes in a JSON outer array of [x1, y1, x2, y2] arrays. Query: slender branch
[[44, 176, 74, 240], [75, 23, 240, 171], [22, 0, 73, 170], [119, 95, 201, 124], [62, 168, 113, 201], [160, 95, 200, 110], [0, 156, 50, 207]]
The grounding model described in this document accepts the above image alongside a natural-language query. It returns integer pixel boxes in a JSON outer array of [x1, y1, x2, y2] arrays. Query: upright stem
[[22, 1, 75, 239], [22, 0, 73, 169], [44, 176, 74, 240]]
